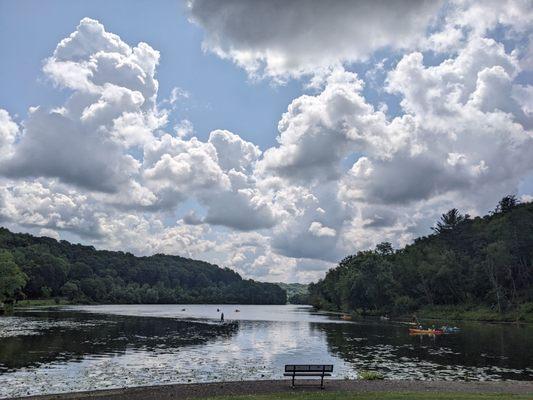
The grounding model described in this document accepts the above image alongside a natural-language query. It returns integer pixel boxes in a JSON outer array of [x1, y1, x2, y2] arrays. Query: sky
[[0, 0, 532, 283]]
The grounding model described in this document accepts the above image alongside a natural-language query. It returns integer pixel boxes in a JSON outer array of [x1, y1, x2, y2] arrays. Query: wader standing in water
[[220, 312, 224, 322]]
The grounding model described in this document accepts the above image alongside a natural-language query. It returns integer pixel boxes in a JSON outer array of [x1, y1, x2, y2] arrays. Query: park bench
[[283, 364, 333, 389]]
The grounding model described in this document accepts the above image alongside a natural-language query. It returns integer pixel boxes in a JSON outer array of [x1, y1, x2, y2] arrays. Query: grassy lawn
[[203, 392, 531, 400]]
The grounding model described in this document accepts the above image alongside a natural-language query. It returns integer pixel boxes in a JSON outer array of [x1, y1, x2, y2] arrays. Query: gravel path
[[11, 379, 533, 400]]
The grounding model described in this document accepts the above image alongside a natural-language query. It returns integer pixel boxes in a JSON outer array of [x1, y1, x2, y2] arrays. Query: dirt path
[[10, 379, 533, 400]]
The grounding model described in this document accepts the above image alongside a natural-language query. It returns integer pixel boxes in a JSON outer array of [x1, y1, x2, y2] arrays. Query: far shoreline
[[11, 301, 533, 325]]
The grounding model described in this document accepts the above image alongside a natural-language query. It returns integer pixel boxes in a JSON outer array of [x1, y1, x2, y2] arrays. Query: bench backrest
[[284, 364, 333, 373]]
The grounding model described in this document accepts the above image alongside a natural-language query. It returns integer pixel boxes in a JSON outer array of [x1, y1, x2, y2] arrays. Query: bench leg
[[292, 373, 295, 388], [320, 373, 324, 389]]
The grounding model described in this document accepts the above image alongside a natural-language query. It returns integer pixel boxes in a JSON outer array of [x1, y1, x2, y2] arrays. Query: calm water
[[1, 304, 532, 398]]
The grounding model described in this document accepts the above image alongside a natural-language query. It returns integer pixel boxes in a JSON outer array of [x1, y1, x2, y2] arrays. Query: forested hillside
[[0, 228, 286, 305], [276, 283, 309, 304], [309, 197, 533, 318]]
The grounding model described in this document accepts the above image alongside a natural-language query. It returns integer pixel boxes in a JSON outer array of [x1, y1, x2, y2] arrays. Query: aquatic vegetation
[[358, 370, 385, 380], [0, 305, 531, 398]]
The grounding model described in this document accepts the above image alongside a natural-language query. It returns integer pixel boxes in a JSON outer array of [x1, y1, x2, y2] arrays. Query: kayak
[[409, 328, 444, 335], [341, 314, 352, 320]]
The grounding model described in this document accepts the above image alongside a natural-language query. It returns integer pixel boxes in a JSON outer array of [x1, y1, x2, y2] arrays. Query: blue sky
[[0, 0, 531, 282], [0, 0, 304, 149]]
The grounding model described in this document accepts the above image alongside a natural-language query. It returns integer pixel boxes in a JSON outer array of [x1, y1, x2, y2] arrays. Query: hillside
[[309, 197, 533, 320], [276, 283, 309, 304], [0, 228, 286, 305]]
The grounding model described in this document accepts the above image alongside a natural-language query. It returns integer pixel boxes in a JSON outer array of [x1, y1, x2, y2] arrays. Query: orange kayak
[[341, 314, 352, 320], [409, 328, 443, 335]]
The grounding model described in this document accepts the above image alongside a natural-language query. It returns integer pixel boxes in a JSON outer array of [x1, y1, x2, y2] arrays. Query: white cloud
[[258, 69, 389, 183], [187, 0, 442, 80], [174, 119, 194, 138], [169, 86, 190, 104], [1, 9, 532, 283], [1, 18, 164, 192], [0, 109, 18, 159], [309, 221, 336, 238], [0, 180, 103, 238], [1, 106, 140, 192], [38, 228, 61, 240], [208, 129, 261, 172]]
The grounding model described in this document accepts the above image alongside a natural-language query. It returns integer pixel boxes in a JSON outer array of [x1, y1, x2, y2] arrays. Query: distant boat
[[440, 326, 461, 333], [235, 309, 240, 312], [409, 328, 443, 335], [380, 316, 389, 321], [340, 314, 352, 320], [181, 308, 186, 311]]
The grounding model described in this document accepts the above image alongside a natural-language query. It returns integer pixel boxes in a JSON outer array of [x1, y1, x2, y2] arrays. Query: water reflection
[[0, 305, 532, 398], [319, 319, 533, 380], [0, 310, 238, 373]]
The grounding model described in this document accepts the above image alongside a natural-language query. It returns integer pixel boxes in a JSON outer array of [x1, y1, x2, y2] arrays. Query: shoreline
[[12, 302, 533, 325], [9, 379, 533, 400], [314, 307, 533, 325]]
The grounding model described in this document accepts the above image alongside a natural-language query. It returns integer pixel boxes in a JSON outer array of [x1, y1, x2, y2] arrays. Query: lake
[[1, 304, 532, 398]]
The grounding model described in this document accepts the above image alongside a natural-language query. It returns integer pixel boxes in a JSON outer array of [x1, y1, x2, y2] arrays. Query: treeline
[[309, 196, 533, 316], [0, 228, 286, 305], [276, 283, 310, 304]]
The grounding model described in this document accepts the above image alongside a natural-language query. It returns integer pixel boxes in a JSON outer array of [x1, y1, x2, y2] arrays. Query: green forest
[[0, 228, 286, 305], [275, 283, 309, 304], [309, 196, 533, 320]]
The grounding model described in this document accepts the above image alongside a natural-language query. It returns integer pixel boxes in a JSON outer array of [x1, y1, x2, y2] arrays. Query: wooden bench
[[283, 364, 333, 389]]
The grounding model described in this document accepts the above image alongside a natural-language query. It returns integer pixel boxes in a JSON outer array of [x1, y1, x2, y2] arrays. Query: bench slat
[[283, 373, 332, 376], [284, 364, 333, 372]]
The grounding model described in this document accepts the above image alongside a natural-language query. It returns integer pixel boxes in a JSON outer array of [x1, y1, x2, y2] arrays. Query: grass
[[202, 392, 531, 400], [417, 304, 533, 323], [319, 303, 533, 324], [14, 298, 73, 308]]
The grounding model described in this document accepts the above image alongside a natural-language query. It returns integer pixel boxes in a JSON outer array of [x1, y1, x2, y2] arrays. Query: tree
[[484, 242, 511, 313], [309, 199, 533, 316], [60, 281, 80, 300], [375, 242, 394, 256], [495, 195, 519, 214], [0, 250, 27, 303], [432, 208, 466, 234]]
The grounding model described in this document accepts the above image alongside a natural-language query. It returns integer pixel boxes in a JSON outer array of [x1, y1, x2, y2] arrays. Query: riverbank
[[416, 304, 533, 323], [14, 299, 73, 308], [10, 379, 533, 400], [317, 303, 533, 324]]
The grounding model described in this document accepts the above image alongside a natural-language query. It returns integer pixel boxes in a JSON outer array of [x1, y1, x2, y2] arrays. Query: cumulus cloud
[[309, 221, 336, 238], [258, 69, 387, 183], [0, 180, 103, 238], [1, 18, 164, 192], [208, 129, 261, 172], [2, 106, 140, 192], [187, 0, 442, 80], [143, 135, 230, 194], [1, 7, 532, 283]]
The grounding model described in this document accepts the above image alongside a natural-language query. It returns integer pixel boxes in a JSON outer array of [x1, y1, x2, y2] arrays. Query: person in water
[[220, 312, 224, 322]]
